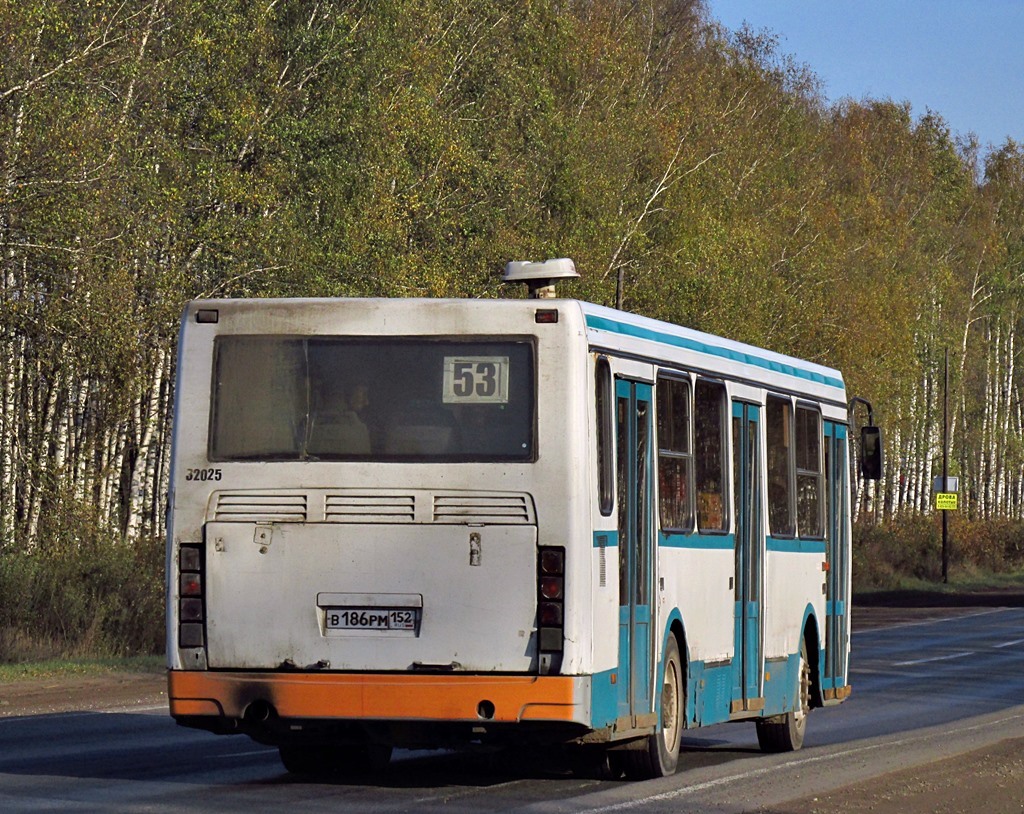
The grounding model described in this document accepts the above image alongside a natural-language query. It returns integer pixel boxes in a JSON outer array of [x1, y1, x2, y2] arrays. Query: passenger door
[[616, 379, 656, 725], [824, 422, 850, 693], [731, 401, 764, 711]]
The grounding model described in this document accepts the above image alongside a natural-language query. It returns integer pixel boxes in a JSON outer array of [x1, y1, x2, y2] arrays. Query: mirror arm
[[848, 396, 874, 427]]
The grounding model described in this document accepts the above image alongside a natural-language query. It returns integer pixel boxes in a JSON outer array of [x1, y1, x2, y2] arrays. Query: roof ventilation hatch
[[503, 258, 579, 299]]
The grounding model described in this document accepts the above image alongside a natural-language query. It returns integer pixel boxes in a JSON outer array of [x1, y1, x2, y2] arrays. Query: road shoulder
[[0, 671, 166, 717], [758, 730, 1024, 814]]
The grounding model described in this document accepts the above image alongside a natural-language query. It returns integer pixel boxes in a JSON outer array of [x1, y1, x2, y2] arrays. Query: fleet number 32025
[[185, 468, 222, 481]]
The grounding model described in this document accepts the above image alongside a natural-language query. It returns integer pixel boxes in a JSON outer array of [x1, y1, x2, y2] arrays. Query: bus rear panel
[[168, 299, 595, 752]]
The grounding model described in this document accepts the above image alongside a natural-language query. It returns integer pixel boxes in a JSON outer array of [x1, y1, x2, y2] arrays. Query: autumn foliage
[[2, 1, 1024, 654]]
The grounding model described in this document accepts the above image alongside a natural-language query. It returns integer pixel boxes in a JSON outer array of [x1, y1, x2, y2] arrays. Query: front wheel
[[624, 635, 683, 778], [756, 638, 811, 752]]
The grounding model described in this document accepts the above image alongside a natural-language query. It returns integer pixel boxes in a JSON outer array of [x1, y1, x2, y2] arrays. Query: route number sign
[[442, 356, 510, 404]]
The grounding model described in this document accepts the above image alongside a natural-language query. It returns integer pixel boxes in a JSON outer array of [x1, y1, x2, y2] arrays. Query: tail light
[[537, 546, 565, 674], [178, 544, 205, 648]]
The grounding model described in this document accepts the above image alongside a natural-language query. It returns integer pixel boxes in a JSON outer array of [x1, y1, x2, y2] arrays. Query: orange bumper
[[168, 670, 584, 724]]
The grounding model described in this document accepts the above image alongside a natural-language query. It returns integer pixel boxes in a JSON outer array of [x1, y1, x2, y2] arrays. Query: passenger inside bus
[[308, 382, 372, 455]]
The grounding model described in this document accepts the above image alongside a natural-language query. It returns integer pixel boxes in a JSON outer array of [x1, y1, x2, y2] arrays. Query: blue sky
[[708, 1, 1024, 156]]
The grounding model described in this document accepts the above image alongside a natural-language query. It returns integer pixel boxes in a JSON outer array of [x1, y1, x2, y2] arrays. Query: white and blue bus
[[166, 260, 880, 777]]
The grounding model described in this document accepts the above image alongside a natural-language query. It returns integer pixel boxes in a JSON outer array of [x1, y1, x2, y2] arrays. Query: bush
[[853, 515, 941, 590], [853, 515, 1024, 591], [948, 516, 1024, 571], [0, 534, 164, 662]]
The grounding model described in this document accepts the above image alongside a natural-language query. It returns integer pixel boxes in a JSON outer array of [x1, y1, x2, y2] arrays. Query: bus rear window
[[210, 337, 535, 462]]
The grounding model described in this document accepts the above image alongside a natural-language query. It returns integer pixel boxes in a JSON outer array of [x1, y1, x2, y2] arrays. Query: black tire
[[598, 748, 626, 780], [278, 744, 338, 776], [278, 743, 392, 777], [756, 638, 811, 753], [349, 743, 393, 773], [624, 635, 684, 778]]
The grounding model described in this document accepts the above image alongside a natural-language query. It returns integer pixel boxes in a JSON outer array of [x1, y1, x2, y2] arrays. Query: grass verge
[[0, 655, 164, 683]]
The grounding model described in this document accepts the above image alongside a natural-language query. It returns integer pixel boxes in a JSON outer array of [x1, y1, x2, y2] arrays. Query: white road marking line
[[894, 651, 974, 666], [994, 638, 1024, 649], [214, 748, 277, 759], [852, 607, 1012, 634], [573, 710, 1024, 813], [6, 704, 168, 720], [412, 779, 529, 805]]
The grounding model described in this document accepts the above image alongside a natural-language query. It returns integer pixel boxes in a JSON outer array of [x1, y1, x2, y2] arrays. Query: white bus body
[[167, 295, 856, 777]]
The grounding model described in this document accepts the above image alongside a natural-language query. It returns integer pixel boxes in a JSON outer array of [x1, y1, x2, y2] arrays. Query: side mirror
[[860, 425, 883, 480]]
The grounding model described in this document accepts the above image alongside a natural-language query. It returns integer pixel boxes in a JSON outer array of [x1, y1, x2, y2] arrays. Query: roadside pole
[[943, 348, 949, 584], [933, 349, 959, 584]]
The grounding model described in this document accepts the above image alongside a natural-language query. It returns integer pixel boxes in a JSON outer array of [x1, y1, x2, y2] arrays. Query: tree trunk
[[125, 349, 166, 543]]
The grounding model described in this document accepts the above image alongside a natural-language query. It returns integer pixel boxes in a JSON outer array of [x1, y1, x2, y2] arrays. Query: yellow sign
[[936, 492, 958, 511]]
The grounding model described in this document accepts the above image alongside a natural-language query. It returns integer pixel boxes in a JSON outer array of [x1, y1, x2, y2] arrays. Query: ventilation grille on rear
[[433, 495, 533, 525], [209, 490, 536, 525], [325, 494, 416, 523], [214, 493, 308, 522]]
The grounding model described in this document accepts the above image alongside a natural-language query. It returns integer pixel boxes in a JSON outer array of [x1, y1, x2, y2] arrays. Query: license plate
[[325, 608, 418, 631]]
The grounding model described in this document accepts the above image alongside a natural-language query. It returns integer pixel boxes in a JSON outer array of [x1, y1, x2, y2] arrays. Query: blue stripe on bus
[[585, 314, 845, 391], [659, 532, 733, 550], [593, 531, 618, 548], [762, 651, 804, 715], [825, 422, 849, 440], [590, 668, 619, 729], [687, 660, 733, 726], [767, 537, 827, 554]]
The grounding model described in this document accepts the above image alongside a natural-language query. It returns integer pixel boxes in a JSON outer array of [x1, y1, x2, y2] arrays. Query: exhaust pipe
[[243, 699, 275, 724]]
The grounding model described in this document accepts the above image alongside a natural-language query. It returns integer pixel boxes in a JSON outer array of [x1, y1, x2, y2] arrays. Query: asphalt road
[[2, 608, 1024, 813]]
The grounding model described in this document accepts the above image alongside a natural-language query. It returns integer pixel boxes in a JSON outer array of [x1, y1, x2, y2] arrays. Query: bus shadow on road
[[0, 709, 771, 791], [261, 738, 768, 789]]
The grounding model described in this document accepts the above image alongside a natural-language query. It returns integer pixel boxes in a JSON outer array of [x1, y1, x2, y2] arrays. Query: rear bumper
[[168, 670, 588, 726]]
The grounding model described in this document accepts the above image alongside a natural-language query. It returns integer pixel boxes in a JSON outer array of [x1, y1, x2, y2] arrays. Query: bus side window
[[767, 396, 795, 536], [694, 380, 728, 532], [795, 405, 824, 538], [596, 357, 614, 516], [657, 375, 693, 531]]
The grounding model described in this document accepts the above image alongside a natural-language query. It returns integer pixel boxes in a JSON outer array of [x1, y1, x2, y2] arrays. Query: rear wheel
[[624, 635, 683, 778], [278, 743, 392, 776], [756, 638, 811, 752], [278, 744, 337, 776]]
